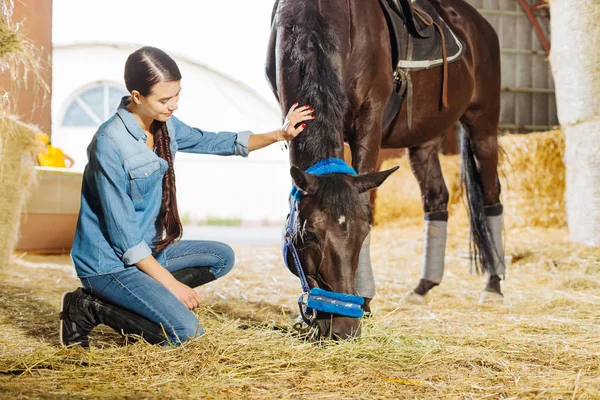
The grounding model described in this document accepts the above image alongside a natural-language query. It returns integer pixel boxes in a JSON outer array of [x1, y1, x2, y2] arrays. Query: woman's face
[[135, 80, 181, 122]]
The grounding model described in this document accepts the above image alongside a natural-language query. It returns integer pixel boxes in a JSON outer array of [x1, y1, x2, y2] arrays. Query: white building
[[52, 42, 292, 224]]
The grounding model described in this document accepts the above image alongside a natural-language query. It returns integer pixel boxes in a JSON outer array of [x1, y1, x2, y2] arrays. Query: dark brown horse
[[267, 0, 504, 339]]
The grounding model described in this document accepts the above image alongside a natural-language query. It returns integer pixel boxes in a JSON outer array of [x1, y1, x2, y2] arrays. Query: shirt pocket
[[128, 161, 161, 200]]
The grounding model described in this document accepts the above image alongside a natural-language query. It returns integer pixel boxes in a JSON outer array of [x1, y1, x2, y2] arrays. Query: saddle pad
[[381, 0, 465, 71]]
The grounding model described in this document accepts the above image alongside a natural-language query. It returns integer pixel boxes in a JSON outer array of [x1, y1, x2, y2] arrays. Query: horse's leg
[[460, 115, 504, 303], [349, 103, 388, 314], [401, 137, 449, 303]]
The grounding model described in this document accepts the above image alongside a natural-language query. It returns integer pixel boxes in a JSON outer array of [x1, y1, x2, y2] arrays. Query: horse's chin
[[316, 315, 362, 340]]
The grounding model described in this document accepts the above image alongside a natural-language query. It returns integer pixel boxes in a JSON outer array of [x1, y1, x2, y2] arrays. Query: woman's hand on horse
[[166, 280, 201, 310], [279, 103, 315, 141]]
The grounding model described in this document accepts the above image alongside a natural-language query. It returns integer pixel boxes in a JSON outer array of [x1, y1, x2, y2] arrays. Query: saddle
[[380, 0, 465, 131], [269, 0, 465, 131]]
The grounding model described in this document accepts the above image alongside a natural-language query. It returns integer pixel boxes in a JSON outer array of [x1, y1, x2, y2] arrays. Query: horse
[[266, 0, 504, 339]]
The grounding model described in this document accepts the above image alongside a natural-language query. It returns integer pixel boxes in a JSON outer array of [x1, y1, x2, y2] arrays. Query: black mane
[[277, 1, 349, 170]]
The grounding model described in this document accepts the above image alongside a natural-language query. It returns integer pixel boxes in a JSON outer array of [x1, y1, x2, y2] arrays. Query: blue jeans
[[80, 240, 235, 345]]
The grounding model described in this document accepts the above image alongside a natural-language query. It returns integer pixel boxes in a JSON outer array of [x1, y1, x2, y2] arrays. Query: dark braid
[[124, 46, 183, 252], [152, 120, 182, 252]]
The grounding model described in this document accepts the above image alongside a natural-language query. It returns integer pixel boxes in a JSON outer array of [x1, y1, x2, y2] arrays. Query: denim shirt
[[71, 98, 252, 278]]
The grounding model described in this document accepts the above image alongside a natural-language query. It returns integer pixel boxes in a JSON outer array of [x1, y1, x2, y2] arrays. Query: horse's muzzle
[[316, 315, 362, 340]]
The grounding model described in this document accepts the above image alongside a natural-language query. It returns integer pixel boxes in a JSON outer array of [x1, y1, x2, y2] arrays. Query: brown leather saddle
[[381, 0, 465, 131]]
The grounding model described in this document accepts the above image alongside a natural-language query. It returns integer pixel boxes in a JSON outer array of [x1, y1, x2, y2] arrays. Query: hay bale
[[0, 2, 19, 52], [498, 130, 565, 228], [0, 117, 38, 267], [0, 2, 50, 266], [0, 3, 49, 111], [374, 130, 566, 229], [550, 0, 600, 245], [0, 10, 21, 60], [374, 154, 462, 224]]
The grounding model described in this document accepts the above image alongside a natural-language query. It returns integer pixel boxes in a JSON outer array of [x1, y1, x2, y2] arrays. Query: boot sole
[[59, 291, 68, 347]]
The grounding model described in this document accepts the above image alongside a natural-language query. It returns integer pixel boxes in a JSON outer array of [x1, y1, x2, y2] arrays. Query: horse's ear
[[290, 166, 319, 195], [353, 166, 399, 193]]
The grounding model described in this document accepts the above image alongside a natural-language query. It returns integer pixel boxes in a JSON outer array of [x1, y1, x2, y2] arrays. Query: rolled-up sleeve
[[234, 130, 252, 157], [171, 115, 253, 157], [89, 136, 152, 265]]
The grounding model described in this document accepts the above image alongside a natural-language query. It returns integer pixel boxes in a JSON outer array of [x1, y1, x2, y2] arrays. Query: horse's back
[[433, 0, 501, 72]]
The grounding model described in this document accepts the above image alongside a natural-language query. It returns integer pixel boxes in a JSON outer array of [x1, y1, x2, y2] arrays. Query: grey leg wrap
[[487, 214, 505, 277], [355, 233, 376, 299], [421, 218, 448, 284]]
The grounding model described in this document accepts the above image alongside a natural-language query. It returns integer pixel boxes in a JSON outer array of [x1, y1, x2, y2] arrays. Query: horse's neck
[[289, 135, 345, 171]]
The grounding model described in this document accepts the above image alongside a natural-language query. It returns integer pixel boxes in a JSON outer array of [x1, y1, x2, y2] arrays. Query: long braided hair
[[124, 46, 182, 252]]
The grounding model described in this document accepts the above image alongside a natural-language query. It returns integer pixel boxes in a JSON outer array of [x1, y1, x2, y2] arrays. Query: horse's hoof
[[478, 290, 504, 305], [400, 291, 426, 305]]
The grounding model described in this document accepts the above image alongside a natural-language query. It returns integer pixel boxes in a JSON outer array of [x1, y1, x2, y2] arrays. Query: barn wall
[[465, 0, 557, 132]]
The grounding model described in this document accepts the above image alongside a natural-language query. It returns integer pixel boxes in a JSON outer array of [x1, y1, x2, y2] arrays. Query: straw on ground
[[1, 222, 599, 399]]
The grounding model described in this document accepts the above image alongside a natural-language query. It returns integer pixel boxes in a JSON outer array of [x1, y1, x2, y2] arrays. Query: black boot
[[59, 289, 94, 349], [60, 288, 167, 349], [171, 267, 216, 288]]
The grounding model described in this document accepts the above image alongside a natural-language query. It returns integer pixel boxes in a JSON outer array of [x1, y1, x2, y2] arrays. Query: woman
[[60, 46, 313, 348]]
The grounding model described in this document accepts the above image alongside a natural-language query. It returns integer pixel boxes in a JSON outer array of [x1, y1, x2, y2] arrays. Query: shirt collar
[[116, 96, 146, 141]]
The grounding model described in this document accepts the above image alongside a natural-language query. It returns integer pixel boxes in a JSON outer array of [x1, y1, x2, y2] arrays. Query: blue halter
[[283, 158, 365, 325]]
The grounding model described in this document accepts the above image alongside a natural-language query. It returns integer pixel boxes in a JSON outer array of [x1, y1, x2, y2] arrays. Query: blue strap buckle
[[298, 288, 365, 324]]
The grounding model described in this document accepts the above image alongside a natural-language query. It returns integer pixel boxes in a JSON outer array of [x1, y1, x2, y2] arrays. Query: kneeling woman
[[60, 46, 313, 348]]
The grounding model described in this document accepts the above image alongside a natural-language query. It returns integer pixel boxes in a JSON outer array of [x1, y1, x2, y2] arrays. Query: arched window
[[61, 83, 129, 127]]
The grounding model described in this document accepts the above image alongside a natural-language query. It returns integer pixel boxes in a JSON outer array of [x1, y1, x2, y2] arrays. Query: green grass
[[201, 216, 242, 227]]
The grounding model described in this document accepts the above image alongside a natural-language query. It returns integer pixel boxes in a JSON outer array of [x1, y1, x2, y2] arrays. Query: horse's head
[[288, 165, 398, 339]]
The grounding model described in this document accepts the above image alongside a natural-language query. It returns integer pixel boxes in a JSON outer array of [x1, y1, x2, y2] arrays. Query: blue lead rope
[[283, 158, 364, 325], [283, 199, 311, 294]]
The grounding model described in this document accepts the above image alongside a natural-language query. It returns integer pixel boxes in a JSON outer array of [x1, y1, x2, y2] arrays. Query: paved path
[[181, 226, 282, 247]]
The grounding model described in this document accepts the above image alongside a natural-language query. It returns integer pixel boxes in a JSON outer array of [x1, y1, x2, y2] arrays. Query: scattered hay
[[1, 224, 600, 399], [375, 131, 566, 229]]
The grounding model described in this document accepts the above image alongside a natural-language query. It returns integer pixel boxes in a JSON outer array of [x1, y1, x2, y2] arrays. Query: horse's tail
[[277, 1, 349, 153], [459, 122, 495, 274]]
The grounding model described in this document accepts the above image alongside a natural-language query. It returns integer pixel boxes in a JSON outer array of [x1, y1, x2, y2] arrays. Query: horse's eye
[[304, 231, 318, 242]]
